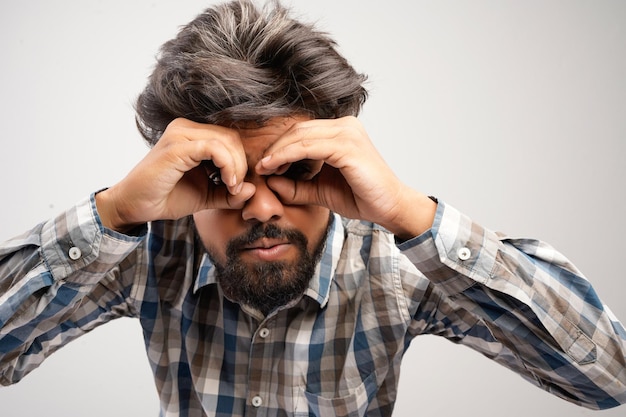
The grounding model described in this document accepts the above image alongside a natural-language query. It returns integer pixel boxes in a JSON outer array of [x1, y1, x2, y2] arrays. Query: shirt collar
[[193, 213, 345, 309]]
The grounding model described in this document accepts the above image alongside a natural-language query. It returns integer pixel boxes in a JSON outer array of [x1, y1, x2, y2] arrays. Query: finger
[[256, 138, 338, 176], [256, 118, 367, 175], [266, 168, 352, 210], [300, 160, 324, 180], [265, 176, 313, 206], [178, 137, 247, 195], [163, 119, 248, 195], [207, 139, 248, 195], [275, 162, 291, 176], [254, 120, 337, 175], [204, 182, 256, 210]]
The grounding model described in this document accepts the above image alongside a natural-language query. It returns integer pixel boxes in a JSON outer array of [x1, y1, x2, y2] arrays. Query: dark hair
[[135, 0, 368, 145]]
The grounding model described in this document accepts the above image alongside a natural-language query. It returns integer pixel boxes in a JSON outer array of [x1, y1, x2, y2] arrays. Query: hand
[[96, 118, 255, 232], [256, 116, 436, 239]]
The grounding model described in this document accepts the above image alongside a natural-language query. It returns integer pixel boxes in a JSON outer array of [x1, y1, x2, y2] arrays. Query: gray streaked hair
[[135, 0, 368, 145]]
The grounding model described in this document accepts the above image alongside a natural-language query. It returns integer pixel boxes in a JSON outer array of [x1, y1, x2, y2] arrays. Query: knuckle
[[300, 138, 315, 149], [291, 123, 310, 138], [166, 117, 191, 133], [217, 126, 240, 143]]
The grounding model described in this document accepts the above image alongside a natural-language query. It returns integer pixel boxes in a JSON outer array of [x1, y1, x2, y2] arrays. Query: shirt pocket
[[293, 371, 379, 417]]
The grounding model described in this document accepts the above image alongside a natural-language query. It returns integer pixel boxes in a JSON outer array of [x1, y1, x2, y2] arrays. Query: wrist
[[95, 188, 138, 233], [384, 189, 437, 241]]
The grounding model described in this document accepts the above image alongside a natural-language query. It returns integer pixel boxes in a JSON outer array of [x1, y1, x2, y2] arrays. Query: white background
[[1, 0, 625, 416]]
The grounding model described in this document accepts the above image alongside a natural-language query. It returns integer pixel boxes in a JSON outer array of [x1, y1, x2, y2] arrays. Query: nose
[[241, 177, 284, 223]]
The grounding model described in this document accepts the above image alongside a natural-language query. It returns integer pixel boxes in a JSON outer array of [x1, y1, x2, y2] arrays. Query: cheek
[[290, 207, 331, 250], [192, 210, 240, 262]]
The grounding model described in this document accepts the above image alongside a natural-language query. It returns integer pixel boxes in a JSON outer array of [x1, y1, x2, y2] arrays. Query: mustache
[[226, 223, 309, 254]]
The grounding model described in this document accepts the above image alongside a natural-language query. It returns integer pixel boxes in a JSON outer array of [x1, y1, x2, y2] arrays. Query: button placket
[[247, 318, 280, 412]]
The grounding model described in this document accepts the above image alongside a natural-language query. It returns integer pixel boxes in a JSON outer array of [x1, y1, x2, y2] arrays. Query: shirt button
[[68, 246, 82, 260], [251, 395, 263, 408], [457, 247, 471, 261], [259, 328, 270, 338]]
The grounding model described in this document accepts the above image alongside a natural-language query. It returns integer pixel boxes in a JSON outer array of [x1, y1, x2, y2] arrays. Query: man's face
[[193, 117, 332, 315]]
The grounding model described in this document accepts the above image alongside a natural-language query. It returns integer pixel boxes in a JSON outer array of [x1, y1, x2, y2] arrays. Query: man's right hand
[[95, 118, 255, 233]]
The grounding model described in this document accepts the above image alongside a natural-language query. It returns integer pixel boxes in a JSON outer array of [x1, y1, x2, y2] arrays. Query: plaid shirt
[[1, 194, 625, 416]]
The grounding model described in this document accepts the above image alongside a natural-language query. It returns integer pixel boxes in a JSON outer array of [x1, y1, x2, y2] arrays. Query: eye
[[281, 161, 314, 180], [201, 160, 223, 186]]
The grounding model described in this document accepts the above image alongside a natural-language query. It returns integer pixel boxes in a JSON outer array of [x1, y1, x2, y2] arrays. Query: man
[[1, 1, 625, 416]]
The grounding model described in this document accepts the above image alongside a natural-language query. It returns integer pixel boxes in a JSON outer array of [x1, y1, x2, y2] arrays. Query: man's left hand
[[255, 116, 436, 240]]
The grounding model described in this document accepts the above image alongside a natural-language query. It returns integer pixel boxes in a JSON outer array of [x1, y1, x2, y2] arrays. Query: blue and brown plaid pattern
[[1, 194, 624, 416]]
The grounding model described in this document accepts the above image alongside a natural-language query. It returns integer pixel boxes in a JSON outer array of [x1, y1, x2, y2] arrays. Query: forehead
[[237, 116, 306, 162]]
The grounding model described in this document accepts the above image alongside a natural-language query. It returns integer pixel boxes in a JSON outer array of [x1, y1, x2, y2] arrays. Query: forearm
[[0, 194, 144, 384], [400, 201, 626, 409]]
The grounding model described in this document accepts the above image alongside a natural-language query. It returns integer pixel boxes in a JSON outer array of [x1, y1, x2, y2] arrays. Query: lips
[[241, 238, 293, 262], [243, 238, 288, 250]]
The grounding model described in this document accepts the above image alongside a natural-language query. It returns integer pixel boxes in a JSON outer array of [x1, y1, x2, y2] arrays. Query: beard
[[206, 216, 332, 315]]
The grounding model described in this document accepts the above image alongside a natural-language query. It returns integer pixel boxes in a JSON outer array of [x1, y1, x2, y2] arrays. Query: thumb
[[267, 176, 320, 206], [206, 182, 256, 210]]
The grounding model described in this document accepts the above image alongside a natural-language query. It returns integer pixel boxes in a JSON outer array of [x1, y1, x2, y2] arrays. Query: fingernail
[[261, 155, 272, 166], [234, 182, 243, 195], [230, 174, 237, 187]]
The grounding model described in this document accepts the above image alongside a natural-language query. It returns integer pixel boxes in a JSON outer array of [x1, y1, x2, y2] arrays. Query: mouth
[[241, 238, 293, 262]]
